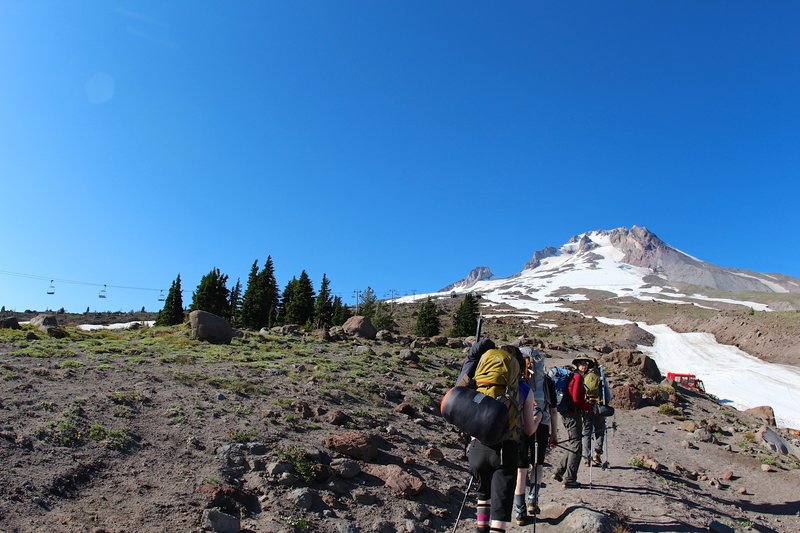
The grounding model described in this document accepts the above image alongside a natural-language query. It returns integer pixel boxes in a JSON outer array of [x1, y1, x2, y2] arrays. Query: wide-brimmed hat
[[572, 357, 596, 369]]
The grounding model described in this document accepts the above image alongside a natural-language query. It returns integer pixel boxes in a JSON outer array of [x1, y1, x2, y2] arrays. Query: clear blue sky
[[1, 1, 798, 313]]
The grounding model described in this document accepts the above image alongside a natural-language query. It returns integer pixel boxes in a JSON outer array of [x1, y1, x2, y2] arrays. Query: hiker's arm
[[548, 408, 558, 446], [455, 337, 495, 387], [523, 392, 542, 437]]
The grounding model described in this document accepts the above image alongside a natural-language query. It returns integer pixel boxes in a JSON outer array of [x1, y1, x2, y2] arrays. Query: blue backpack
[[548, 367, 574, 414]]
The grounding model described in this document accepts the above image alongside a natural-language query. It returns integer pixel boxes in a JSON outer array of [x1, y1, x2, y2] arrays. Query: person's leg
[[513, 436, 530, 523], [593, 414, 605, 460], [468, 440, 494, 532], [528, 424, 547, 514], [581, 411, 593, 465], [489, 440, 518, 531], [562, 413, 583, 484]]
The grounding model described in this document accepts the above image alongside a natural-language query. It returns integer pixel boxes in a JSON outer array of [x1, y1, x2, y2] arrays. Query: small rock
[[761, 464, 775, 472], [202, 508, 240, 533], [722, 470, 734, 480], [738, 487, 747, 495]]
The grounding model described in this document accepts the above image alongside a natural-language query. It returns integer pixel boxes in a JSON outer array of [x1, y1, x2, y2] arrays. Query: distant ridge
[[438, 266, 495, 292], [429, 226, 800, 311]]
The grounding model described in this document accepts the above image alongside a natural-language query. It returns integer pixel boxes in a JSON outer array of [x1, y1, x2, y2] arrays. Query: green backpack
[[583, 368, 602, 402], [473, 349, 521, 442]]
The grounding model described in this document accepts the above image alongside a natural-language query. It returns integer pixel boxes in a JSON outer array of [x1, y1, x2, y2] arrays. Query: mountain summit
[[440, 226, 800, 310]]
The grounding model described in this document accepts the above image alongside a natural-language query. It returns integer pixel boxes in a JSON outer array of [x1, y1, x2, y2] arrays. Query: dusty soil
[[0, 308, 799, 533]]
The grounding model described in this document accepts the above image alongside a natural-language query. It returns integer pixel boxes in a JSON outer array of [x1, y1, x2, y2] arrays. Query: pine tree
[[415, 297, 441, 337], [313, 274, 333, 328], [282, 271, 315, 326], [331, 295, 351, 326], [191, 268, 230, 318], [372, 301, 395, 332], [240, 260, 261, 329], [156, 274, 184, 326], [450, 292, 479, 337], [228, 278, 242, 325], [278, 277, 297, 325], [260, 256, 279, 328], [359, 287, 377, 318]]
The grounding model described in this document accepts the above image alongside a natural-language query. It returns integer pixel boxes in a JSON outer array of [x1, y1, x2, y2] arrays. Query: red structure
[[667, 373, 706, 394]]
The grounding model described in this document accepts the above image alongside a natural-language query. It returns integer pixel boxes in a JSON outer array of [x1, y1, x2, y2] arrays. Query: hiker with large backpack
[[581, 358, 613, 467], [444, 340, 540, 533], [513, 347, 558, 526], [552, 356, 596, 488]]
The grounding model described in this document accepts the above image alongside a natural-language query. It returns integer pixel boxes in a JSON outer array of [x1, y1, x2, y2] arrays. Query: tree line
[[155, 257, 481, 338], [156, 257, 365, 330]]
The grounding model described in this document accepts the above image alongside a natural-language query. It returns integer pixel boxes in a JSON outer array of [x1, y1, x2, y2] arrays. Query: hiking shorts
[[519, 425, 550, 466], [468, 438, 519, 522]]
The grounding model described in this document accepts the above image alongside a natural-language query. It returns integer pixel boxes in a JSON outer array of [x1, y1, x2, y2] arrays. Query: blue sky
[[1, 1, 798, 313]]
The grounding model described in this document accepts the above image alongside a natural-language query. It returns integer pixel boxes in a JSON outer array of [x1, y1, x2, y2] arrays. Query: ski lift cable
[[0, 269, 162, 293]]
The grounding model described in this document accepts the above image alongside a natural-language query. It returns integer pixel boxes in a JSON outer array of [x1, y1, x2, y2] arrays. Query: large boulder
[[639, 355, 662, 382], [0, 317, 21, 329], [189, 310, 234, 345], [342, 316, 377, 340], [745, 406, 776, 427], [611, 384, 642, 410], [559, 507, 616, 532], [30, 314, 58, 328]]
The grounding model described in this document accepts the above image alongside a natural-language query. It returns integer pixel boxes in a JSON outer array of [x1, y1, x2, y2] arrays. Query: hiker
[[462, 344, 541, 533], [552, 356, 596, 488], [581, 358, 613, 466], [513, 347, 557, 525]]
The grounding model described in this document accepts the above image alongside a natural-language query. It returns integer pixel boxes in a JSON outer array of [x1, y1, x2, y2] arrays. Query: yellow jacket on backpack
[[473, 349, 521, 442]]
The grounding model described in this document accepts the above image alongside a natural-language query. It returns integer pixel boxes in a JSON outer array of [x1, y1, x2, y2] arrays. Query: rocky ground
[[0, 306, 799, 533]]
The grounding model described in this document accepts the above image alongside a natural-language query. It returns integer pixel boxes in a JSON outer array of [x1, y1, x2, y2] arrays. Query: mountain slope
[[432, 226, 800, 312]]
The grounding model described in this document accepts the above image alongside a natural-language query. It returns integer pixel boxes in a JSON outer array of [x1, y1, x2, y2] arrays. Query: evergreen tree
[[239, 256, 279, 329], [156, 274, 184, 326], [278, 277, 298, 324], [331, 295, 351, 326], [359, 287, 377, 318], [415, 297, 441, 337], [228, 278, 242, 325], [313, 273, 333, 328], [450, 292, 479, 337], [259, 256, 279, 328], [283, 271, 315, 326], [372, 301, 395, 332], [240, 260, 261, 328], [191, 268, 230, 318]]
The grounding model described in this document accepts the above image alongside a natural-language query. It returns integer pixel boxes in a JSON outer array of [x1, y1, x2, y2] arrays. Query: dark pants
[[581, 411, 605, 458], [556, 411, 583, 483], [519, 425, 550, 467], [468, 438, 519, 522]]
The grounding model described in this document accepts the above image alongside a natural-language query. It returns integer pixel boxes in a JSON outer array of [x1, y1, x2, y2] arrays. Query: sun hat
[[572, 356, 596, 369]]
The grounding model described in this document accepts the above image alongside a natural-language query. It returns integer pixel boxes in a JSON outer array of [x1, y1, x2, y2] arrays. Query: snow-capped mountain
[[422, 226, 800, 312], [438, 266, 495, 293]]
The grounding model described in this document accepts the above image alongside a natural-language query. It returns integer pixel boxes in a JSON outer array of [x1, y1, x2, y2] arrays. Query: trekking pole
[[533, 440, 539, 533], [588, 417, 594, 489], [475, 314, 483, 340], [451, 475, 473, 533]]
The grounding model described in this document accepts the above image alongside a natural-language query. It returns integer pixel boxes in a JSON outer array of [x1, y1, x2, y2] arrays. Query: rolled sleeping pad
[[441, 386, 509, 446], [596, 405, 615, 417]]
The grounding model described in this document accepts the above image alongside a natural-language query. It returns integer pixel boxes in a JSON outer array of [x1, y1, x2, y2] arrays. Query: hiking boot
[[562, 480, 581, 489], [583, 456, 590, 467], [552, 471, 563, 482], [527, 501, 541, 515], [592, 452, 602, 465], [514, 503, 526, 526]]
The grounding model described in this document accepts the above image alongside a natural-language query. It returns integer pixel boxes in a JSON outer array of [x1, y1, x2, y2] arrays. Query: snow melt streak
[[636, 323, 800, 429]]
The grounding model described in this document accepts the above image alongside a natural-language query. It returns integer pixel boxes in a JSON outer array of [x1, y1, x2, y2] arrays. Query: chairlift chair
[[47, 280, 55, 295], [99, 284, 107, 299], [158, 290, 165, 302]]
